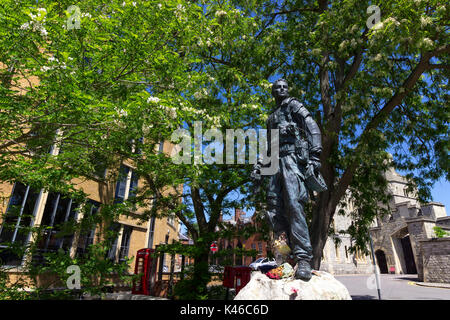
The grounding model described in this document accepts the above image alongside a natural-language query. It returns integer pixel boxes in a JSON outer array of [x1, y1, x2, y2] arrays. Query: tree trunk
[[310, 127, 338, 270], [310, 190, 336, 270], [191, 247, 210, 297]]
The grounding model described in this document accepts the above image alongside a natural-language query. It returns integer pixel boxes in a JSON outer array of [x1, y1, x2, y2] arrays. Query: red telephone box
[[223, 266, 251, 294], [132, 248, 155, 295]]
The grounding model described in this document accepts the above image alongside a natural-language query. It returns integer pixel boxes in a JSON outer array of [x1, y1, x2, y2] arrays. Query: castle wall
[[419, 238, 450, 283]]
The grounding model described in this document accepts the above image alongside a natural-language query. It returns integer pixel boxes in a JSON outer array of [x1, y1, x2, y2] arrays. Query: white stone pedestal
[[234, 271, 351, 300]]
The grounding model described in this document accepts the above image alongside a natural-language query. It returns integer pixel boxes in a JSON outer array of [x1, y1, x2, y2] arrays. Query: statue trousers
[[266, 152, 313, 262]]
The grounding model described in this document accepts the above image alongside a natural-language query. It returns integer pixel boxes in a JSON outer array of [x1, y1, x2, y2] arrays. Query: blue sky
[[430, 177, 450, 216], [234, 178, 449, 219]]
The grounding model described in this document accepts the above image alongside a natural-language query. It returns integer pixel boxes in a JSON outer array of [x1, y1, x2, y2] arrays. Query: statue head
[[271, 79, 289, 103]]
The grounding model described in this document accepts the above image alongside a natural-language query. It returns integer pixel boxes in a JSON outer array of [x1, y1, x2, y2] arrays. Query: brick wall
[[419, 238, 450, 283]]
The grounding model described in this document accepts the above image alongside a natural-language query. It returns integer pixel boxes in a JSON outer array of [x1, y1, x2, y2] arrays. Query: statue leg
[[267, 172, 290, 264], [266, 172, 288, 234], [280, 155, 313, 280]]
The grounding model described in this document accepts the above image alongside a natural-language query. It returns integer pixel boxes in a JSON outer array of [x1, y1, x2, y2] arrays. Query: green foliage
[[206, 285, 233, 300], [0, 0, 448, 298], [433, 226, 449, 238], [0, 206, 134, 299], [0, 0, 204, 299], [0, 268, 31, 300], [173, 277, 210, 300], [254, 0, 449, 265]]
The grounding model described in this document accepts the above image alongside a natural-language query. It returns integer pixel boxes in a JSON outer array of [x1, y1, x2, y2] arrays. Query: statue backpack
[[284, 98, 327, 193]]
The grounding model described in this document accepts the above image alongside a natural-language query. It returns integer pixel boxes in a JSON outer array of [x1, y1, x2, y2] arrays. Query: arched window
[[335, 244, 340, 261]]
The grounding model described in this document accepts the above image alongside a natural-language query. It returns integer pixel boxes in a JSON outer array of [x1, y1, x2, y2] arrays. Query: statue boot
[[295, 260, 312, 281]]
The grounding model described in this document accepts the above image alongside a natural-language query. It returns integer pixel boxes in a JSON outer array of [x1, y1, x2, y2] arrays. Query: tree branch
[[427, 63, 450, 70], [334, 44, 450, 206], [191, 186, 208, 231], [270, 7, 319, 17]]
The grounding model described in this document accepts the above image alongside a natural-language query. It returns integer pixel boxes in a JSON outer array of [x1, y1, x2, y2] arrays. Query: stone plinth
[[234, 271, 351, 300]]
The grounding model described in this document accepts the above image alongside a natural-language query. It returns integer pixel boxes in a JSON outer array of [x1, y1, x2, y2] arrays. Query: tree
[[0, 0, 205, 297], [160, 0, 449, 274], [128, 3, 279, 298], [0, 0, 271, 300], [105, 0, 449, 295], [239, 0, 449, 269], [1, 0, 447, 299]]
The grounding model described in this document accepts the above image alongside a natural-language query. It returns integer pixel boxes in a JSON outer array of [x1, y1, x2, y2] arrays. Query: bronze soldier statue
[[252, 79, 326, 281]]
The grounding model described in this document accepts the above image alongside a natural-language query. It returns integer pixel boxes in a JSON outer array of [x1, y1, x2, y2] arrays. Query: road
[[335, 274, 450, 300]]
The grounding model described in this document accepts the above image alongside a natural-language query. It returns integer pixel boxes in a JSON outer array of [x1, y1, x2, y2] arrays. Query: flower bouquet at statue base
[[273, 232, 291, 265], [266, 232, 297, 279], [265, 262, 295, 280]]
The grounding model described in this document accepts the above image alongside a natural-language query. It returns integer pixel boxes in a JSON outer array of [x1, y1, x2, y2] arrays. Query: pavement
[[334, 274, 450, 300], [81, 274, 450, 300], [412, 281, 450, 289]]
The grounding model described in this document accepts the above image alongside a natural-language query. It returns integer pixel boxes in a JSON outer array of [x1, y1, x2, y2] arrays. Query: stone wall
[[370, 220, 407, 273], [419, 238, 450, 283], [406, 218, 435, 280], [437, 217, 450, 229], [320, 235, 373, 275]]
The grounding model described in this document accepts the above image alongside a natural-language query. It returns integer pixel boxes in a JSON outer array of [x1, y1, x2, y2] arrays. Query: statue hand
[[308, 159, 321, 172], [308, 150, 321, 172], [251, 163, 262, 181], [251, 168, 262, 181]]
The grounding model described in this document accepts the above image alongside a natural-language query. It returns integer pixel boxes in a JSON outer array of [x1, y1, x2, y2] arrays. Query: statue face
[[272, 80, 289, 100]]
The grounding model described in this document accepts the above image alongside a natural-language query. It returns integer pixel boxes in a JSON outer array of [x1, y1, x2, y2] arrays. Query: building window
[[128, 170, 139, 199], [0, 182, 40, 266], [258, 242, 263, 255], [134, 137, 144, 155], [114, 165, 130, 203], [118, 225, 132, 263], [106, 222, 121, 261], [36, 193, 79, 256], [167, 213, 176, 227], [335, 244, 340, 261], [114, 165, 138, 204], [147, 216, 156, 248], [355, 248, 366, 262], [76, 200, 100, 257]]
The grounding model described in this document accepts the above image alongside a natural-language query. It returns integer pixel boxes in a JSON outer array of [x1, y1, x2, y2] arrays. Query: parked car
[[249, 257, 277, 272], [208, 265, 224, 273]]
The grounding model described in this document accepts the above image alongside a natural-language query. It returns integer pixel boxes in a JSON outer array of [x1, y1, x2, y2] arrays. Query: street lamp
[[369, 233, 382, 300]]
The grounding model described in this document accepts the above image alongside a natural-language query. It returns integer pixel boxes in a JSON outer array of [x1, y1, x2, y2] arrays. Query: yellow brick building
[[0, 140, 181, 278], [0, 60, 182, 285]]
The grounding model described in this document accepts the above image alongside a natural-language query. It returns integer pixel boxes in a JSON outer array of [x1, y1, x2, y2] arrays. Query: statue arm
[[291, 101, 322, 161], [251, 117, 272, 180], [304, 115, 322, 161], [255, 117, 273, 168]]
